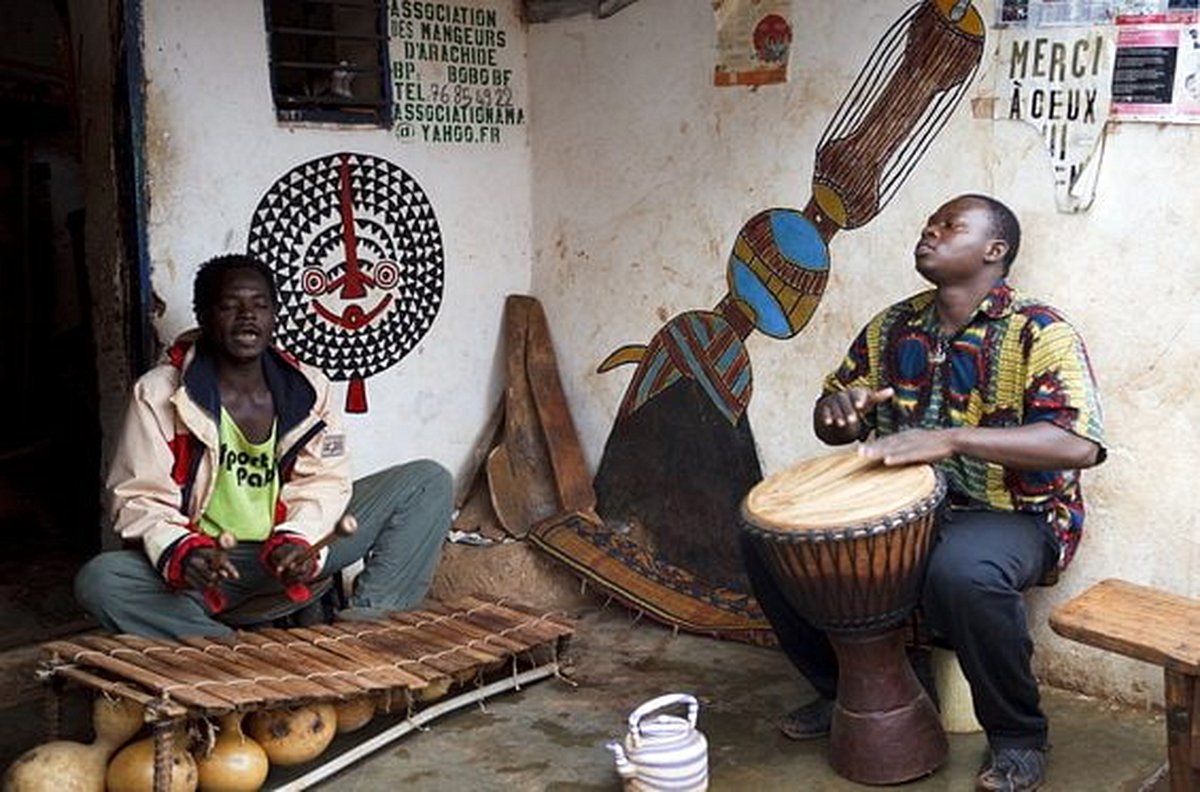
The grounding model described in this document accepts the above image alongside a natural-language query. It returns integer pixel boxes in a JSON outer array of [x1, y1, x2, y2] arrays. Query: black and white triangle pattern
[[247, 152, 445, 382]]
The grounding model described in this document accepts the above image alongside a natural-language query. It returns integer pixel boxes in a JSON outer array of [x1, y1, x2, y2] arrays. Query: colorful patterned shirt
[[821, 281, 1105, 570]]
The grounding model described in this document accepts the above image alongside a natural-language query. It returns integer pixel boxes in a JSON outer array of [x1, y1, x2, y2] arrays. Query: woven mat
[[528, 510, 775, 645]]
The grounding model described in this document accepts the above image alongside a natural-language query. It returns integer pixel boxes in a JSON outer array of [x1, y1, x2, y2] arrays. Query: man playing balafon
[[76, 254, 452, 638]]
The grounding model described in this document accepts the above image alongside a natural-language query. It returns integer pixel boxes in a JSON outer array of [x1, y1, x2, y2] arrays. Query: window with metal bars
[[264, 0, 391, 125]]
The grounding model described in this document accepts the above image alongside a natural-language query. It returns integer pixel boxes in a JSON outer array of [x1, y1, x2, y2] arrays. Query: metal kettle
[[606, 693, 709, 791]]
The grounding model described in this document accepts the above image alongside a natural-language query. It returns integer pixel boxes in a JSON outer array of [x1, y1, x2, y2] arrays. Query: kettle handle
[[629, 693, 699, 737]]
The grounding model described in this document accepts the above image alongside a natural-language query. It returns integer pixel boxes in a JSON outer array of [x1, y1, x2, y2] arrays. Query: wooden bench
[[1050, 578, 1200, 792]]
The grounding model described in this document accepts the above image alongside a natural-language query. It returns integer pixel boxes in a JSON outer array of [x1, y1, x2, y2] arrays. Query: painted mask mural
[[247, 152, 444, 413]]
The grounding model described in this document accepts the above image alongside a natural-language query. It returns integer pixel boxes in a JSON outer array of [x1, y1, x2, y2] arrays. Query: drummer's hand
[[816, 387, 894, 440], [182, 547, 239, 590], [861, 428, 959, 466]]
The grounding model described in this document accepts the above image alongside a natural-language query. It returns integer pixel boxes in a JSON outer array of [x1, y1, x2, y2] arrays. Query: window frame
[[263, 0, 393, 127]]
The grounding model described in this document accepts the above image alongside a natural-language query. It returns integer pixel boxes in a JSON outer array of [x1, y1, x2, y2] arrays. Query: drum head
[[743, 450, 939, 534]]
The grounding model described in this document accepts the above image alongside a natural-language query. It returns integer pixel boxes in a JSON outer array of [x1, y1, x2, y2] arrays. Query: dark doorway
[[0, 0, 102, 647]]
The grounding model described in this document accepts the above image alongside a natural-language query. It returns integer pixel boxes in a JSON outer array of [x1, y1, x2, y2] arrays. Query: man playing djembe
[[742, 194, 1105, 791], [75, 253, 452, 638]]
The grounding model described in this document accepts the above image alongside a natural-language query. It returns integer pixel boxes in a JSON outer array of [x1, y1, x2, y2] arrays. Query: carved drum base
[[828, 628, 948, 785]]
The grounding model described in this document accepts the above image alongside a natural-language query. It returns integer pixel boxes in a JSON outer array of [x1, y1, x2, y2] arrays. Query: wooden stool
[[1049, 578, 1200, 792]]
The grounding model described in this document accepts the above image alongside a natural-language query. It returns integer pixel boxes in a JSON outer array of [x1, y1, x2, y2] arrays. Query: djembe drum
[[741, 450, 947, 785]]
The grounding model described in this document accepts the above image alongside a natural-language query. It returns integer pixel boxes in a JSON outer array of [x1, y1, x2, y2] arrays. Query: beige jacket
[[107, 334, 352, 579]]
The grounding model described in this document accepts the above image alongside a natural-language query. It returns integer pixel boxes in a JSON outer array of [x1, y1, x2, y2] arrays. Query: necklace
[[929, 322, 966, 365], [929, 336, 950, 365]]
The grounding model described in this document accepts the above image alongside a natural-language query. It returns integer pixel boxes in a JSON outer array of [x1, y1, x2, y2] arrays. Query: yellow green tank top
[[199, 408, 279, 542]]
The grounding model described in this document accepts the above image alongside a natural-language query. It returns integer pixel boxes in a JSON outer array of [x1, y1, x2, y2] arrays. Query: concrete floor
[[295, 606, 1166, 791], [0, 604, 1170, 791]]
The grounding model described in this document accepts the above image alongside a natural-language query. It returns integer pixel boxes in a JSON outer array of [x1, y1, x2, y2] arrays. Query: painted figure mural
[[593, 0, 985, 599], [247, 152, 445, 413], [595, 210, 830, 589]]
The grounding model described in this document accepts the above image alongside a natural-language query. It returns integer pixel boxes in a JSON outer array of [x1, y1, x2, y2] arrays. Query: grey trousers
[[75, 459, 452, 639]]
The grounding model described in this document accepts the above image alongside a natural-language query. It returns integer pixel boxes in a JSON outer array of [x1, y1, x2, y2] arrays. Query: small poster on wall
[[1111, 18, 1200, 120], [995, 26, 1116, 211], [713, 0, 793, 87], [996, 0, 1114, 26], [996, 0, 1198, 26], [1114, 0, 1199, 23]]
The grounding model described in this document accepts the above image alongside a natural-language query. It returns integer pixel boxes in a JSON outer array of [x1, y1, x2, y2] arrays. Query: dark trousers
[[742, 508, 1057, 751]]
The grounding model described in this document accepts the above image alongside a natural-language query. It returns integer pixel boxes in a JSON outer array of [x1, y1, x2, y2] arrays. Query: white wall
[[141, 0, 531, 480], [141, 0, 1198, 705], [529, 0, 1200, 706]]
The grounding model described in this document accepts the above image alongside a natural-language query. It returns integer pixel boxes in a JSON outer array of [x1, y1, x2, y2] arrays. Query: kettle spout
[[606, 741, 637, 779]]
